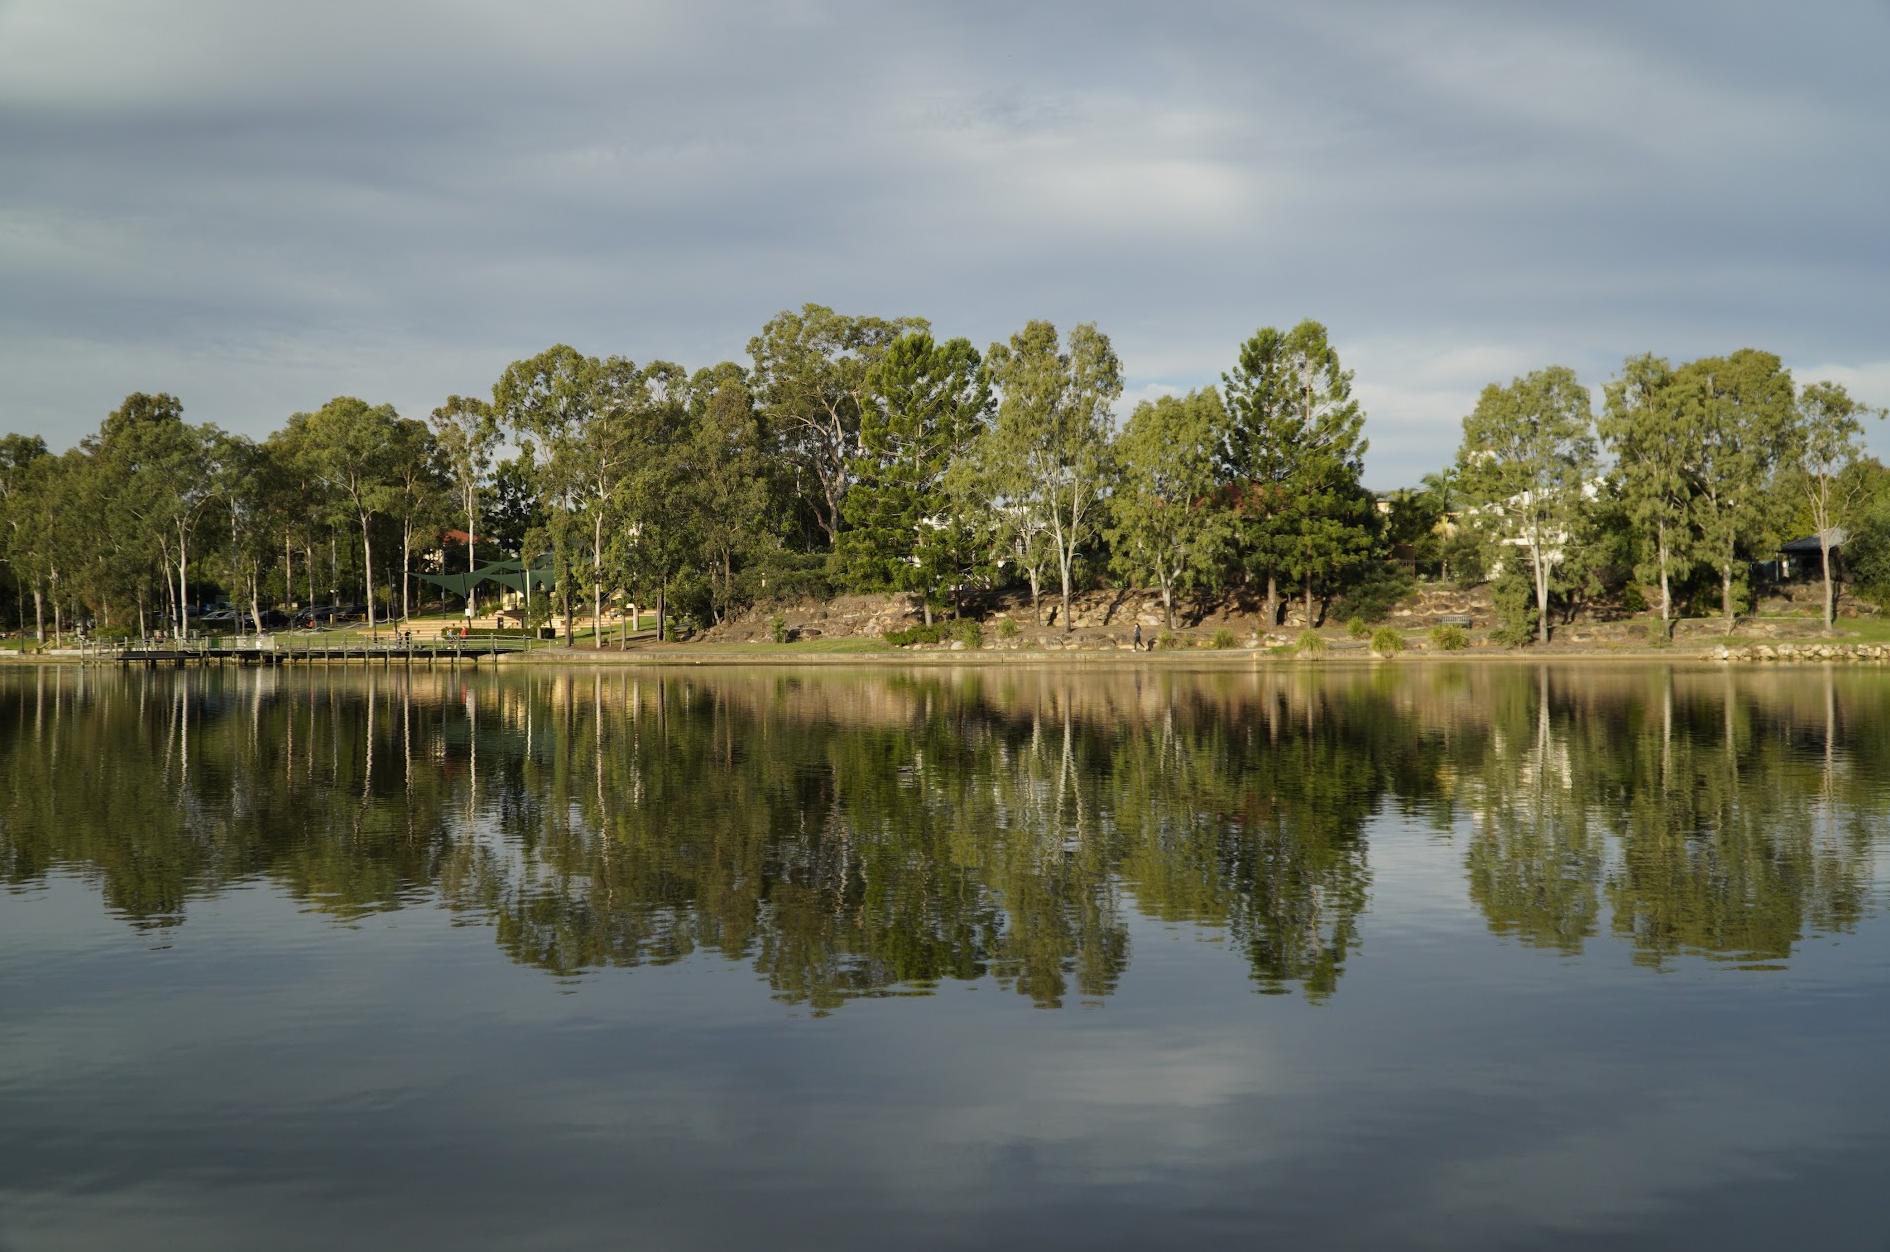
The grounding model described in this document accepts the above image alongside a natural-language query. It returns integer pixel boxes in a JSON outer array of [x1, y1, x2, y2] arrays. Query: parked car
[[294, 606, 338, 628]]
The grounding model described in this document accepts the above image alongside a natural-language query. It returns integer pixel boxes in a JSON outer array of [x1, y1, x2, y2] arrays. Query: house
[[1774, 529, 1845, 582]]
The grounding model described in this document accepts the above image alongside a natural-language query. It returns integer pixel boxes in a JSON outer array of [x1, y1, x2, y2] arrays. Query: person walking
[[1133, 623, 1143, 652]]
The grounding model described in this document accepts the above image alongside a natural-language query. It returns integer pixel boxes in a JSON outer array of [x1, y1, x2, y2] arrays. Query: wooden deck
[[92, 635, 530, 668]]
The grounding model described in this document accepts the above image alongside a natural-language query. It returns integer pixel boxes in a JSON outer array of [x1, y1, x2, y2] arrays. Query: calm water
[[4, 662, 1890, 1250]]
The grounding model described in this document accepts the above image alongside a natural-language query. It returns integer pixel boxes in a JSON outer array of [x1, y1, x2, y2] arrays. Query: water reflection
[[1, 663, 1883, 1007]]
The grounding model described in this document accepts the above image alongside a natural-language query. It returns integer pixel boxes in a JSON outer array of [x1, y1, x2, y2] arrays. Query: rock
[[949, 640, 966, 651]]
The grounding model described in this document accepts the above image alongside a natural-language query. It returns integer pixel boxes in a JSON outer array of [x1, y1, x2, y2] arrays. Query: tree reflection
[[1, 663, 1884, 1009]]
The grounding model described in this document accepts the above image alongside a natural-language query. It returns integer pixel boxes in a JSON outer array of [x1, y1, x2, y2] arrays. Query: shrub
[[1346, 616, 1370, 639], [1297, 629, 1327, 656], [1370, 626, 1405, 657], [884, 618, 982, 649], [949, 618, 983, 649], [1211, 628, 1238, 650], [769, 614, 789, 644], [1430, 624, 1469, 651], [1332, 560, 1417, 623], [1156, 631, 1182, 651], [996, 617, 1020, 640]]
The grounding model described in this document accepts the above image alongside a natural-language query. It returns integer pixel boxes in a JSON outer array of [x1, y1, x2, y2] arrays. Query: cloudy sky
[[2, 0, 1885, 485]]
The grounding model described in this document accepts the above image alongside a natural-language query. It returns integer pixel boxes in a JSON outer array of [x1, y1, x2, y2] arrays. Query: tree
[[0, 435, 50, 637], [747, 304, 927, 547], [1455, 367, 1597, 645], [1677, 350, 1795, 630], [686, 363, 775, 624], [1789, 380, 1883, 630], [493, 346, 653, 648], [1107, 388, 1227, 629], [980, 321, 1122, 632], [1600, 354, 1693, 635], [377, 417, 447, 621], [299, 396, 400, 630], [430, 394, 499, 607], [836, 332, 990, 624], [1219, 320, 1374, 629]]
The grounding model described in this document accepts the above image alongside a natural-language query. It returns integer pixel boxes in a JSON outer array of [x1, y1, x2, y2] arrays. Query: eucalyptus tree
[[0, 435, 50, 636], [429, 393, 499, 601], [1677, 350, 1795, 630], [686, 363, 774, 624], [1788, 380, 1882, 630], [493, 346, 651, 646], [1455, 367, 1597, 645], [378, 416, 448, 621], [1600, 353, 1692, 636], [610, 376, 696, 641], [208, 434, 278, 632], [837, 332, 990, 624], [747, 303, 928, 547], [1106, 388, 1227, 629], [298, 396, 401, 629], [980, 321, 1122, 631]]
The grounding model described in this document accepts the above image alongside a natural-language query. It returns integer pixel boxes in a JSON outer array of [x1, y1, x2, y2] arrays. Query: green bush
[[995, 617, 1020, 640], [1211, 627, 1238, 650], [769, 614, 789, 644], [1370, 626, 1405, 657], [1156, 631, 1183, 650], [1346, 616, 1370, 639], [1332, 560, 1417, 623], [1429, 624, 1469, 651], [1297, 629, 1327, 655]]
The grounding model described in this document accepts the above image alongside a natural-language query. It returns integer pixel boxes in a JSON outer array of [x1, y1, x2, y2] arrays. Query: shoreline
[[0, 643, 1793, 669]]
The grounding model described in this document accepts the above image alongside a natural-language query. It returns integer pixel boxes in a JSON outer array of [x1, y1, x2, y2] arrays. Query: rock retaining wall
[[1711, 643, 1890, 662]]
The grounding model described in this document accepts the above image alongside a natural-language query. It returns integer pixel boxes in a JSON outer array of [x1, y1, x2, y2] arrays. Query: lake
[[3, 662, 1888, 1250]]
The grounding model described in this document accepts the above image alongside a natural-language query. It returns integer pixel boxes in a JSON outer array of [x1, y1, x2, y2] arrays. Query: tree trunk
[[250, 569, 263, 634], [1265, 570, 1278, 633], [1657, 529, 1672, 638], [360, 514, 376, 630], [401, 522, 412, 621], [177, 531, 189, 638], [1059, 552, 1075, 632], [1029, 568, 1041, 625], [1721, 564, 1736, 633], [136, 589, 146, 643], [657, 586, 667, 643], [1821, 537, 1835, 632], [1162, 581, 1174, 631], [32, 584, 44, 644], [592, 513, 604, 650], [283, 534, 294, 612], [1535, 555, 1551, 646], [1304, 572, 1315, 630]]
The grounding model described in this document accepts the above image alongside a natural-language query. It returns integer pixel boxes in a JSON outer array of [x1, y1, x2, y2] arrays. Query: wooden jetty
[[87, 633, 533, 669]]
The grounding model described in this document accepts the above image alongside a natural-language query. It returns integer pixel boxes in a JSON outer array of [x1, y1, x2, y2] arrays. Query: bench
[[1436, 614, 1473, 628]]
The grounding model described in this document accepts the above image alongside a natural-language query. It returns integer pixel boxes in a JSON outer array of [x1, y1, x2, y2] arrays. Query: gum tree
[[1455, 367, 1597, 645], [1107, 388, 1227, 630]]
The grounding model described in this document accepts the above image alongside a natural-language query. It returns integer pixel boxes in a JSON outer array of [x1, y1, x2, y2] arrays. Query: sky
[[2, 0, 1886, 487]]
